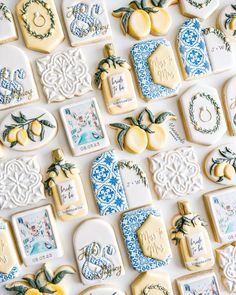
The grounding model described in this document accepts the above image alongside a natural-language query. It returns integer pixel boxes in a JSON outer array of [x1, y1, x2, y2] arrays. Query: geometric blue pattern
[[130, 39, 181, 101], [91, 150, 128, 216], [0, 266, 19, 283], [120, 207, 172, 272], [177, 18, 212, 79]]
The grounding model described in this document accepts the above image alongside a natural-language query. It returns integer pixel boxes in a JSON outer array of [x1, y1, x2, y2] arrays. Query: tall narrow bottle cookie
[[0, 3, 18, 44]]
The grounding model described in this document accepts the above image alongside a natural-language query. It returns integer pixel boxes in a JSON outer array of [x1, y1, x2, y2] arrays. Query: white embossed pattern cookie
[[0, 3, 18, 44]]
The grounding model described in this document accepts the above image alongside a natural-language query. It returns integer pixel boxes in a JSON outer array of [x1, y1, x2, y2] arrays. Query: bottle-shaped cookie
[[44, 148, 88, 221], [170, 201, 214, 271], [95, 43, 137, 115]]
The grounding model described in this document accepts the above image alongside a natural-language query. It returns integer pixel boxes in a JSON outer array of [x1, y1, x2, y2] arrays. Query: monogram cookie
[[149, 146, 203, 200], [62, 0, 112, 46], [12, 205, 63, 266], [205, 144, 236, 185], [130, 39, 181, 101], [0, 107, 57, 151], [218, 4, 236, 42], [0, 3, 18, 44], [36, 48, 92, 103], [0, 45, 38, 110], [223, 75, 236, 135], [176, 270, 221, 295], [79, 285, 126, 295], [179, 0, 219, 20], [204, 186, 236, 243], [16, 0, 64, 53], [121, 207, 172, 272], [73, 218, 125, 285], [0, 219, 21, 284], [0, 157, 45, 210], [170, 201, 215, 271], [5, 264, 75, 294], [95, 43, 137, 115], [179, 85, 227, 145]]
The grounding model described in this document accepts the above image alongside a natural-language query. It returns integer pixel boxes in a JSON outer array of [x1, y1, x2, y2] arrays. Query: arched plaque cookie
[[0, 3, 18, 44], [73, 218, 125, 285], [0, 45, 38, 110], [0, 107, 57, 151], [179, 0, 219, 20], [80, 285, 125, 295], [218, 4, 236, 42], [16, 0, 64, 53], [224, 75, 236, 136]]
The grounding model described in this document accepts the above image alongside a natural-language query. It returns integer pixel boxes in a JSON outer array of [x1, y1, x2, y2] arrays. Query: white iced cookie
[[79, 285, 125, 295], [179, 85, 227, 145], [16, 0, 64, 53], [60, 98, 109, 156], [224, 75, 236, 135], [204, 186, 236, 243], [0, 3, 18, 44], [0, 45, 38, 110], [12, 204, 63, 266], [203, 27, 235, 73], [131, 271, 173, 295], [0, 157, 45, 209], [149, 146, 203, 200], [218, 4, 236, 42], [179, 0, 219, 20], [62, 0, 112, 46], [73, 218, 125, 285], [176, 270, 221, 295], [36, 48, 92, 103], [205, 144, 236, 185], [0, 107, 57, 151]]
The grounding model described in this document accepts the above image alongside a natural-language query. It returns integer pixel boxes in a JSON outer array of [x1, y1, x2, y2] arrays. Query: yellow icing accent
[[229, 17, 236, 30], [148, 44, 181, 89], [128, 10, 151, 40], [137, 215, 171, 261], [7, 127, 21, 143], [25, 289, 42, 295], [46, 283, 65, 295], [146, 123, 167, 150], [224, 163, 235, 180], [150, 8, 172, 35], [31, 120, 42, 136], [16, 129, 29, 146], [124, 126, 147, 154], [214, 162, 227, 177]]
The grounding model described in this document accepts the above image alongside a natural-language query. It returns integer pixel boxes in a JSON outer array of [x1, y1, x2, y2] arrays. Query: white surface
[[1, 0, 236, 294]]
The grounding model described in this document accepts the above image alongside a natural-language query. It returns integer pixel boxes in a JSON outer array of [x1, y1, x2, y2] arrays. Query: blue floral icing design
[[120, 207, 171, 272], [177, 18, 212, 79], [130, 39, 181, 101], [0, 266, 18, 283], [91, 150, 128, 216]]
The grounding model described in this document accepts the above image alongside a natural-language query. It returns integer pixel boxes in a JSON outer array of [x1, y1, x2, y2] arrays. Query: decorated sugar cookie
[[73, 218, 125, 285], [12, 205, 63, 266], [110, 108, 176, 154], [91, 150, 152, 215], [0, 3, 18, 44], [95, 43, 137, 115], [170, 201, 214, 271], [0, 219, 21, 284], [205, 144, 236, 185], [0, 45, 38, 110], [5, 264, 75, 294], [60, 98, 109, 156], [62, 0, 112, 46], [179, 0, 219, 20], [44, 148, 88, 221], [176, 270, 221, 295], [146, 0, 178, 8], [0, 157, 45, 210], [0, 107, 57, 151], [216, 242, 236, 292], [218, 4, 236, 42], [113, 0, 172, 39], [131, 271, 173, 295], [204, 186, 236, 243], [149, 146, 203, 200], [130, 39, 181, 101], [224, 75, 236, 136], [179, 85, 227, 145], [16, 0, 64, 53], [121, 207, 172, 272], [37, 48, 92, 103], [177, 18, 212, 80], [79, 285, 125, 295]]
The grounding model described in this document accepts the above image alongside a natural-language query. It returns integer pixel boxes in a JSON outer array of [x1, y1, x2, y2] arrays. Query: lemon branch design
[[2, 112, 56, 148], [225, 5, 236, 36], [150, 0, 167, 7]]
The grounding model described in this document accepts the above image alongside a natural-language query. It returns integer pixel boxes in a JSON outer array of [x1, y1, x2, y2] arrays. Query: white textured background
[[1, 0, 236, 294]]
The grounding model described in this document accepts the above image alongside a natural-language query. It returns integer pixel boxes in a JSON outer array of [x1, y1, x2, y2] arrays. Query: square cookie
[[62, 0, 112, 46], [149, 146, 203, 199], [60, 98, 110, 156], [204, 186, 236, 243], [12, 205, 63, 266]]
